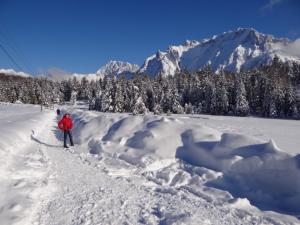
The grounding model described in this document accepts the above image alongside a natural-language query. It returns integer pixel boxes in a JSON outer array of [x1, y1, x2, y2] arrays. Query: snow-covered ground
[[0, 102, 300, 225]]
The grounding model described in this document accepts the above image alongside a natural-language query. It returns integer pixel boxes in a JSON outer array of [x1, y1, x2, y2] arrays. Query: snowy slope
[[1, 102, 300, 224], [140, 28, 300, 76]]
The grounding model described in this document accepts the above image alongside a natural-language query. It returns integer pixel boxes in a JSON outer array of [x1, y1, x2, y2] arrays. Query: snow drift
[[1, 103, 299, 224], [0, 103, 54, 225], [0, 103, 51, 156], [177, 130, 300, 215], [70, 110, 300, 216]]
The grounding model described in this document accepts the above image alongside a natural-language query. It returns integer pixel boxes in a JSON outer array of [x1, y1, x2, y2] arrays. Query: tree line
[[1, 56, 300, 118]]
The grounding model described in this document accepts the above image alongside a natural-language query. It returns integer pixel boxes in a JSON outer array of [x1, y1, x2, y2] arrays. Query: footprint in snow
[[9, 203, 23, 212], [12, 179, 27, 188]]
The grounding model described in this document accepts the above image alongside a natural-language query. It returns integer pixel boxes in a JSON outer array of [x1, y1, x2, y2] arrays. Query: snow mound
[[176, 130, 300, 215], [0, 103, 51, 154], [70, 111, 300, 216], [0, 103, 54, 225]]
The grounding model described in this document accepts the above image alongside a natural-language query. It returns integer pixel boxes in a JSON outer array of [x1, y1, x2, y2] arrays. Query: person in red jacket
[[58, 113, 74, 148]]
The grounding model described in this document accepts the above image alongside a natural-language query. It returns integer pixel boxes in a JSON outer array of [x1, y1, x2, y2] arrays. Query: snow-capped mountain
[[139, 40, 200, 77], [73, 60, 139, 80], [0, 69, 30, 77], [140, 28, 300, 76], [96, 60, 139, 77], [2, 28, 299, 79]]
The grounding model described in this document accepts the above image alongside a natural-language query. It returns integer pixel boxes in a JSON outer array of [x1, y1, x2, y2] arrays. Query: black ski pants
[[64, 130, 74, 147]]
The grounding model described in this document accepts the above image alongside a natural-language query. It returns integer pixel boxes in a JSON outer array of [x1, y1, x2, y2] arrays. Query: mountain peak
[[184, 40, 200, 47], [236, 27, 258, 33], [3, 28, 298, 80], [140, 28, 299, 77], [96, 60, 139, 77]]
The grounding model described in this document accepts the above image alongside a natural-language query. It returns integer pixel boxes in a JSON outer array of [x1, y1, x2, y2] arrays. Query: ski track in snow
[[1, 104, 300, 225]]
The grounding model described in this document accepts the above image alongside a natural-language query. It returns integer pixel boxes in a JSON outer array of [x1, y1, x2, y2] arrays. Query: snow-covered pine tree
[[189, 74, 202, 107], [184, 103, 194, 114], [70, 90, 77, 105], [132, 96, 147, 115], [153, 104, 163, 115], [100, 76, 114, 112], [215, 71, 229, 114], [123, 80, 133, 112], [171, 90, 184, 114], [152, 77, 164, 112], [68, 77, 80, 104], [234, 77, 250, 116], [114, 77, 125, 112], [78, 77, 89, 100], [204, 79, 217, 114]]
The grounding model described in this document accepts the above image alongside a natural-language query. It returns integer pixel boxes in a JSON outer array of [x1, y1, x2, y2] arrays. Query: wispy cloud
[[282, 38, 300, 57], [260, 0, 284, 11], [274, 38, 300, 57], [37, 67, 74, 81]]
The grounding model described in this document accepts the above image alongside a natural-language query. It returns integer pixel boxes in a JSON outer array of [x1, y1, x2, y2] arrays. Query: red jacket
[[58, 115, 73, 131]]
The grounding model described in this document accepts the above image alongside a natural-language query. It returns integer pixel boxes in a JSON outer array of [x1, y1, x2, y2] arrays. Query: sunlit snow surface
[[0, 102, 299, 225]]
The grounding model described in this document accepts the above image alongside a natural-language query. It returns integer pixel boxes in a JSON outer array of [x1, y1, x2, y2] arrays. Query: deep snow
[[0, 102, 300, 225]]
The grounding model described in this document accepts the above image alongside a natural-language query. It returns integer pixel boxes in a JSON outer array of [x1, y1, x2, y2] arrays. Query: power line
[[0, 29, 35, 74], [0, 42, 25, 72], [1, 47, 15, 69], [0, 23, 36, 75]]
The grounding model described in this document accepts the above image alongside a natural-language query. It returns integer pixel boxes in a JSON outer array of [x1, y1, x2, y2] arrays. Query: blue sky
[[0, 0, 299, 75]]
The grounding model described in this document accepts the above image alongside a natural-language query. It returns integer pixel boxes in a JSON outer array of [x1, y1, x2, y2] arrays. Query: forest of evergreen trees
[[1, 57, 300, 119]]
